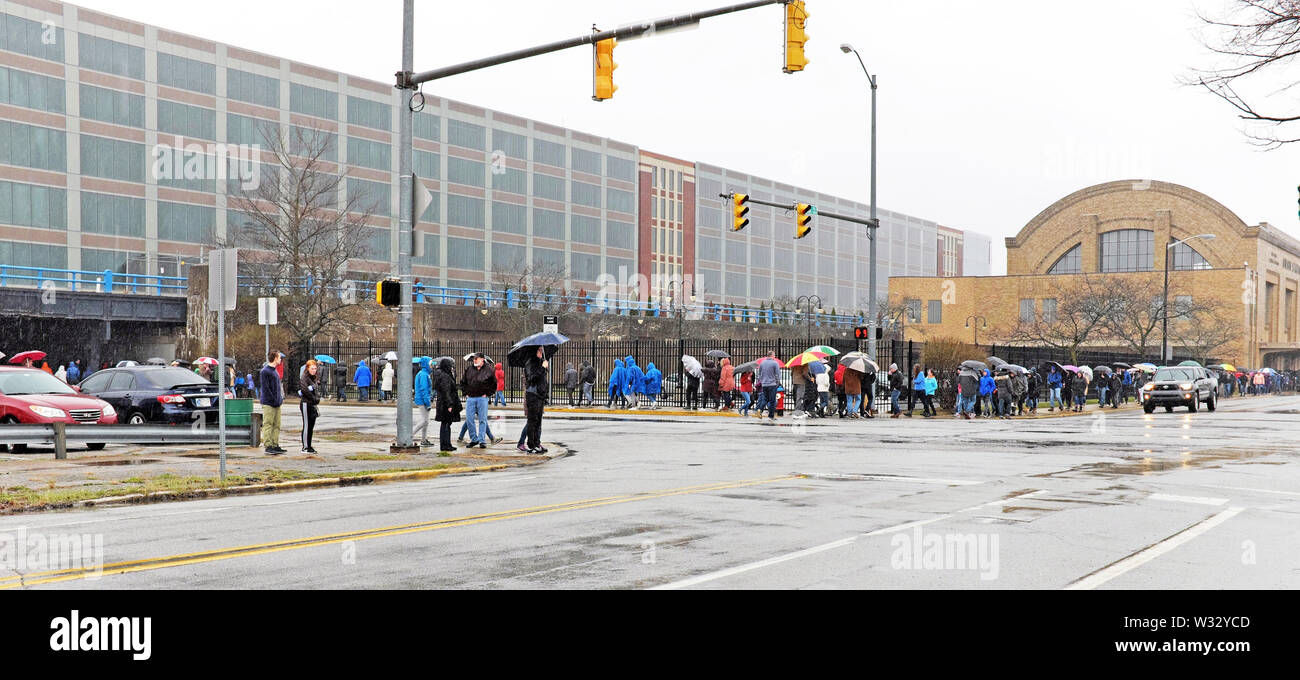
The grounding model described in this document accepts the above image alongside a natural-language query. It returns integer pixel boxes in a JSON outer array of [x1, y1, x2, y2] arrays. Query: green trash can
[[224, 398, 254, 427]]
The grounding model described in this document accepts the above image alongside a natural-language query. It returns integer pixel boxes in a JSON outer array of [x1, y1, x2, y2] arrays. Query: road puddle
[[77, 458, 161, 466], [1033, 448, 1282, 478]]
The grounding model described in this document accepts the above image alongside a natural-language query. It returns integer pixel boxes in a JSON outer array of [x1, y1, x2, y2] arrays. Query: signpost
[[543, 315, 559, 334], [258, 297, 278, 365], [209, 249, 237, 481]]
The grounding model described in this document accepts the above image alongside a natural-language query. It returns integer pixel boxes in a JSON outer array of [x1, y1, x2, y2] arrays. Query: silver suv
[[1141, 366, 1217, 413]]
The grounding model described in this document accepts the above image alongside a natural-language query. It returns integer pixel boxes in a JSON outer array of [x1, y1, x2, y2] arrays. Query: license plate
[[194, 398, 211, 407]]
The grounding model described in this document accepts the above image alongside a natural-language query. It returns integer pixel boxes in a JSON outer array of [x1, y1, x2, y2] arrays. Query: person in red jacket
[[834, 363, 847, 417], [718, 358, 735, 411], [738, 369, 754, 416], [492, 361, 506, 406]]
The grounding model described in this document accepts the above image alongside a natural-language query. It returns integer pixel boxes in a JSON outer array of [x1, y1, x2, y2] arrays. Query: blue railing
[[237, 276, 868, 329], [0, 265, 187, 296]]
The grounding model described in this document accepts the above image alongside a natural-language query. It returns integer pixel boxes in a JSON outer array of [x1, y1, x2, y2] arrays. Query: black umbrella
[[223, 357, 237, 366], [145, 357, 168, 366], [1093, 365, 1113, 376], [960, 360, 988, 372], [705, 349, 730, 359], [508, 331, 570, 365], [1111, 362, 1132, 369], [733, 361, 759, 375], [986, 356, 1008, 367], [1040, 360, 1065, 376]]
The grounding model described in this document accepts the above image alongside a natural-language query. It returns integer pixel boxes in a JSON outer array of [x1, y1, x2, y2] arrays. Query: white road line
[[1196, 484, 1300, 498], [1149, 493, 1229, 506], [650, 490, 1043, 590], [1064, 506, 1245, 591], [797, 472, 984, 486]]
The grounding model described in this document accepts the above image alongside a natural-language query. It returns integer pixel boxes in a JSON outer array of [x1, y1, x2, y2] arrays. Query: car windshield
[[139, 368, 213, 389], [0, 370, 78, 395], [1154, 368, 1196, 382]]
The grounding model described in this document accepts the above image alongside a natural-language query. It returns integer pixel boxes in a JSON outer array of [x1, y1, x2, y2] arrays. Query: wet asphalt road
[[3, 395, 1299, 589]]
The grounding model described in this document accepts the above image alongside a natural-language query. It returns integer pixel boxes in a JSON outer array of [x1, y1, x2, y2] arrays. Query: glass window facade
[[80, 135, 141, 182], [1171, 242, 1212, 270], [0, 66, 64, 113], [571, 148, 601, 175], [447, 194, 484, 228], [606, 188, 634, 214], [533, 173, 564, 201], [227, 69, 279, 108], [290, 125, 337, 161], [78, 33, 144, 79], [1098, 229, 1154, 272], [533, 139, 565, 167], [157, 201, 214, 242], [413, 112, 439, 141], [158, 100, 216, 140], [571, 181, 601, 208], [0, 120, 65, 171], [447, 157, 484, 187], [413, 149, 440, 180], [446, 119, 485, 150], [1, 13, 64, 61], [491, 201, 526, 234], [492, 129, 527, 159], [0, 241, 66, 268], [346, 136, 390, 171], [157, 53, 215, 94], [346, 178, 390, 217], [347, 96, 391, 131], [533, 208, 565, 239], [290, 82, 337, 120], [491, 167, 525, 194], [0, 180, 65, 230], [1047, 244, 1082, 274], [446, 236, 484, 270], [80, 192, 144, 237]]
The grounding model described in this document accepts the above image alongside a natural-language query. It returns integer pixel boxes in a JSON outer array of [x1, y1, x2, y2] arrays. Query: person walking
[[460, 353, 495, 449], [259, 351, 285, 454], [580, 361, 596, 406], [414, 357, 433, 447], [297, 359, 321, 453], [957, 369, 979, 420], [922, 368, 938, 417], [756, 351, 781, 421], [334, 362, 348, 401], [1096, 373, 1109, 410], [832, 363, 847, 417], [844, 365, 863, 419], [493, 360, 507, 406], [521, 347, 549, 454], [55, 364, 67, 382], [815, 364, 830, 417], [432, 357, 462, 452], [995, 369, 1013, 419], [354, 360, 372, 402], [789, 361, 807, 416], [888, 363, 905, 418], [685, 365, 701, 411], [1071, 369, 1089, 412], [702, 360, 721, 411], [380, 361, 395, 402], [625, 356, 645, 410], [643, 362, 662, 409], [563, 362, 579, 408], [607, 358, 625, 409], [719, 358, 736, 411], [908, 365, 925, 417], [1047, 366, 1064, 412], [978, 369, 996, 417], [738, 368, 754, 417]]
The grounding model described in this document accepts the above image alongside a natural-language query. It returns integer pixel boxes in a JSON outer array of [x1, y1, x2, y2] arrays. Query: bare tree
[[1190, 0, 1300, 147], [1103, 275, 1210, 361], [216, 122, 376, 358], [1000, 275, 1120, 364], [482, 257, 572, 339], [1170, 300, 1241, 364]]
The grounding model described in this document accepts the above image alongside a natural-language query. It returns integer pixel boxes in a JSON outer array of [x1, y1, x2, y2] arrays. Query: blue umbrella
[[314, 354, 337, 364], [808, 360, 828, 376], [508, 331, 570, 365]]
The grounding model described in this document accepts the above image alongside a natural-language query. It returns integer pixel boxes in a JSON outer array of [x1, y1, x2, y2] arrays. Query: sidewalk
[[0, 429, 567, 515], [285, 397, 741, 417]]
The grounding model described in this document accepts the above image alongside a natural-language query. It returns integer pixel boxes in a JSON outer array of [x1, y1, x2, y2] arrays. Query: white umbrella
[[681, 354, 704, 379], [384, 350, 398, 361]]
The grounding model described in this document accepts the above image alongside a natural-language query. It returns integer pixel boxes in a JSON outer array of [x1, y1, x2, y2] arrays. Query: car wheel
[[1, 416, 26, 452], [1206, 392, 1216, 412], [86, 443, 106, 451], [1164, 405, 1174, 412], [1188, 397, 1199, 413], [127, 412, 147, 425], [1143, 403, 1155, 414]]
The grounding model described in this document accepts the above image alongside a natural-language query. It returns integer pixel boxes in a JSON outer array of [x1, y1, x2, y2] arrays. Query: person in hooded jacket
[[624, 356, 645, 410], [1025, 370, 1040, 414], [815, 365, 830, 417], [607, 358, 625, 409], [643, 362, 662, 409], [414, 357, 433, 446], [1047, 367, 1063, 412], [564, 362, 579, 407], [909, 366, 925, 417], [957, 369, 979, 419], [888, 363, 906, 418], [354, 360, 372, 402], [701, 360, 721, 410], [686, 364, 701, 411], [1071, 370, 1089, 412], [521, 347, 549, 454], [994, 369, 1013, 419], [739, 368, 754, 416], [833, 363, 847, 417], [493, 361, 507, 406], [978, 369, 996, 417], [580, 361, 596, 406], [380, 361, 395, 402], [432, 357, 462, 451], [718, 358, 735, 411]]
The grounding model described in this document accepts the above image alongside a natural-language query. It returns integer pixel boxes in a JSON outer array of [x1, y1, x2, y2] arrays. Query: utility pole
[[392, 0, 416, 452]]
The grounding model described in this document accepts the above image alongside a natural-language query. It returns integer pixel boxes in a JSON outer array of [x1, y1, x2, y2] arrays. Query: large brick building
[[889, 180, 1300, 368]]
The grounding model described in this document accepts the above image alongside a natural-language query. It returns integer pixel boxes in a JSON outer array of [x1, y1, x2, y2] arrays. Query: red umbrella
[[194, 356, 219, 366], [8, 350, 46, 365], [754, 356, 786, 369]]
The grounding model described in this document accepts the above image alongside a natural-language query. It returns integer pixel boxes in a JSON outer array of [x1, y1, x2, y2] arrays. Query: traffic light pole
[[721, 193, 878, 226], [392, 0, 416, 452]]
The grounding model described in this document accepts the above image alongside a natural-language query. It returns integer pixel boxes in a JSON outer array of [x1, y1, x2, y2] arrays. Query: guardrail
[[0, 421, 258, 459], [0, 265, 187, 296]]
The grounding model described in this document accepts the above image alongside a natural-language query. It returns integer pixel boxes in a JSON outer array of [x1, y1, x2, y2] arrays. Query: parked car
[[1141, 366, 1217, 413], [77, 366, 230, 425], [0, 366, 117, 451]]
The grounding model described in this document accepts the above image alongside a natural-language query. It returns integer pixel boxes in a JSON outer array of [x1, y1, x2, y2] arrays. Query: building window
[[446, 194, 484, 228], [291, 126, 337, 161], [447, 157, 485, 187], [346, 96, 391, 131], [1171, 242, 1211, 270], [533, 173, 565, 201], [158, 100, 216, 140], [607, 156, 634, 181], [1019, 298, 1035, 322], [413, 113, 440, 141], [606, 188, 634, 214], [607, 220, 634, 250], [491, 201, 526, 235], [1174, 295, 1193, 316], [227, 69, 279, 108], [533, 139, 565, 167], [571, 148, 601, 175], [0, 66, 65, 113], [346, 178, 391, 217], [1042, 298, 1058, 323], [1098, 229, 1154, 272], [905, 299, 921, 323], [413, 150, 439, 179], [533, 208, 565, 239], [1, 14, 64, 62], [346, 136, 391, 171], [926, 300, 942, 324], [80, 135, 140, 182], [446, 119, 485, 150], [446, 236, 484, 270], [78, 33, 144, 80], [1047, 244, 1082, 274], [290, 83, 337, 120], [0, 180, 65, 230], [157, 53, 216, 95], [79, 84, 141, 127], [491, 167, 525, 194]]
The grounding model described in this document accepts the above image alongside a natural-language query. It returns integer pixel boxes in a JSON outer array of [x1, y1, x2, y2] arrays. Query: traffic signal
[[732, 193, 751, 231], [784, 1, 809, 73], [377, 278, 400, 308], [593, 38, 617, 101], [795, 203, 815, 238]]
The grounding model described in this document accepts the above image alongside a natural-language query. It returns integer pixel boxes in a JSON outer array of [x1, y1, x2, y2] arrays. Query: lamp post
[[841, 43, 879, 360], [1162, 233, 1216, 363], [965, 315, 987, 347], [798, 294, 823, 346]]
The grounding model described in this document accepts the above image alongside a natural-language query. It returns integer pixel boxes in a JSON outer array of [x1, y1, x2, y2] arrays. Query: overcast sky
[[68, 0, 1300, 274]]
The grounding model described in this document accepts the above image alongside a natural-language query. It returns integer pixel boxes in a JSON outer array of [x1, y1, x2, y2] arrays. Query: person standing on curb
[[739, 367, 754, 416], [643, 362, 662, 409], [815, 363, 830, 417], [909, 365, 925, 417], [888, 363, 905, 418], [521, 347, 549, 454], [1071, 369, 1089, 412], [719, 358, 736, 411], [414, 357, 433, 447], [298, 359, 321, 453], [625, 356, 645, 410], [580, 361, 596, 406], [564, 362, 579, 408], [334, 361, 348, 401], [380, 360, 395, 403], [432, 357, 462, 452], [493, 360, 507, 406], [607, 358, 625, 409], [354, 360, 372, 402], [1047, 366, 1063, 412], [259, 351, 285, 455], [460, 353, 496, 449], [757, 351, 781, 421]]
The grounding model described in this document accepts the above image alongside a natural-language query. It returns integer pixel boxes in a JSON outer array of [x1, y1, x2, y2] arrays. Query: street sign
[[543, 315, 559, 334], [412, 175, 433, 259], [258, 297, 278, 326], [208, 248, 238, 311]]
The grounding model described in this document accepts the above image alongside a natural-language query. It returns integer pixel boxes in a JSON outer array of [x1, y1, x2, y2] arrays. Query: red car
[[0, 366, 117, 451]]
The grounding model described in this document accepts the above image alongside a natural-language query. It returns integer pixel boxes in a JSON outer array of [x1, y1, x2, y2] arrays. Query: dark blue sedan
[[77, 366, 231, 425]]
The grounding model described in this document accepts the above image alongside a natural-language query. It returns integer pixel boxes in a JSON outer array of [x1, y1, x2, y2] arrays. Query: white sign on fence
[[543, 315, 558, 334]]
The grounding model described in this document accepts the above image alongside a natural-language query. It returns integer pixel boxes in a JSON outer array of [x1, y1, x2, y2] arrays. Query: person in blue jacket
[[606, 358, 625, 409], [413, 357, 432, 446], [354, 360, 373, 402], [909, 366, 926, 417], [1047, 366, 1064, 412], [978, 369, 996, 418], [643, 362, 662, 410], [624, 356, 644, 410]]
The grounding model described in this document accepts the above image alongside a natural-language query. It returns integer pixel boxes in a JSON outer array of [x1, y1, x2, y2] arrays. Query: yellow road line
[[1, 475, 798, 588]]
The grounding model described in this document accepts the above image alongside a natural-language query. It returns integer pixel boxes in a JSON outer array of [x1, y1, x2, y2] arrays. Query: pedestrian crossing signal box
[[853, 326, 883, 341], [377, 279, 401, 308]]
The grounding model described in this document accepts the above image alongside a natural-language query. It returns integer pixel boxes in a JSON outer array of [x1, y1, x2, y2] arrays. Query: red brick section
[[683, 176, 696, 290], [638, 167, 653, 302]]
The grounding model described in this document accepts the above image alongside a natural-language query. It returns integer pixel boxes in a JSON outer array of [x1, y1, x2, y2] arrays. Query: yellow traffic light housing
[[732, 193, 751, 231], [784, 1, 809, 73], [377, 278, 401, 308], [795, 203, 814, 239], [593, 38, 618, 101]]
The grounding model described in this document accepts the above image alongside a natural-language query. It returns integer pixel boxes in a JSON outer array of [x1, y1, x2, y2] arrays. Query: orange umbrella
[[787, 351, 828, 367]]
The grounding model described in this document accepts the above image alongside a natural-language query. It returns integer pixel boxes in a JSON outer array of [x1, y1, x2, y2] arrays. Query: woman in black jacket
[[432, 357, 462, 451], [522, 348, 549, 454], [298, 359, 322, 453], [701, 360, 721, 410]]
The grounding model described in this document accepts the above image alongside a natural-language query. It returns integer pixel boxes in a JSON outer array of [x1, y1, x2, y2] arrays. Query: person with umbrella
[[977, 369, 995, 417], [681, 356, 702, 411], [607, 358, 625, 409], [738, 363, 755, 416], [956, 367, 979, 419], [1047, 365, 1064, 411], [833, 361, 847, 417], [520, 347, 549, 454], [843, 362, 863, 418], [702, 359, 721, 411], [380, 360, 395, 403], [431, 357, 462, 452], [1070, 367, 1088, 412], [1025, 369, 1040, 414]]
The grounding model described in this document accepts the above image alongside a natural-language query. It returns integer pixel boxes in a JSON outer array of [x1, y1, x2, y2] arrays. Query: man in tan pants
[[259, 350, 285, 454]]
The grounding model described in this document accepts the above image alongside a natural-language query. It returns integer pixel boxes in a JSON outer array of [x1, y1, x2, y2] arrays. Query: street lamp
[[1162, 233, 1216, 363], [798, 294, 823, 345], [965, 315, 987, 346], [841, 43, 879, 360]]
